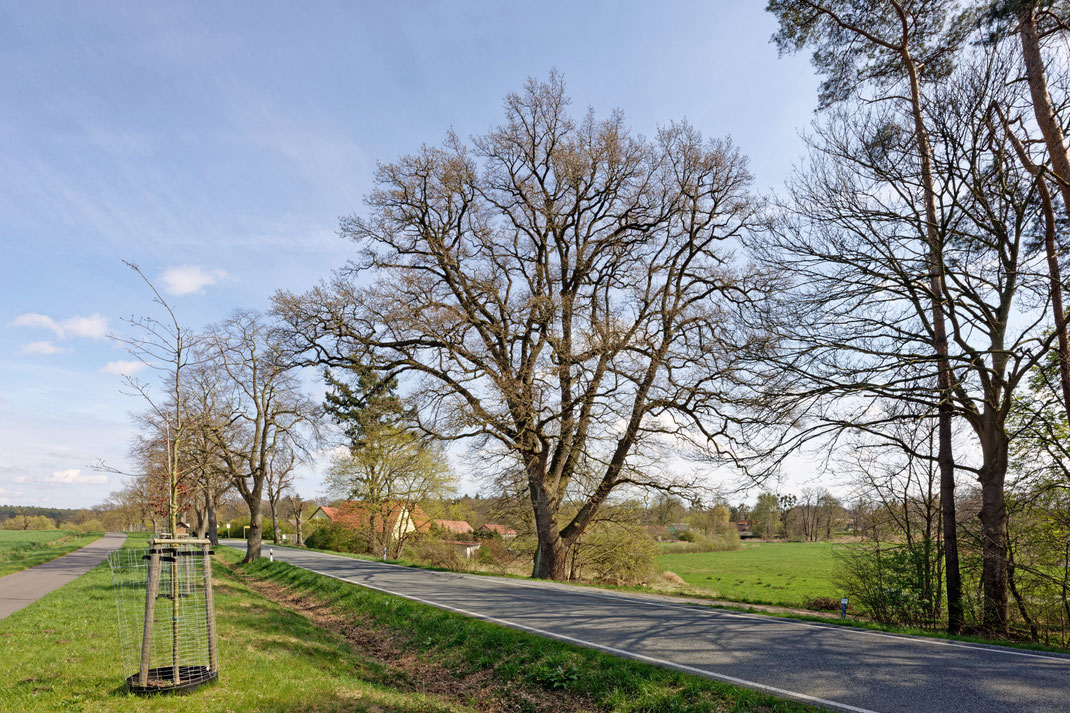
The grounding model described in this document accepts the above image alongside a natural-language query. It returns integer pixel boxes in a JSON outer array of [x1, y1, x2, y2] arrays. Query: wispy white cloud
[[100, 359, 148, 376], [159, 265, 228, 295], [45, 469, 107, 485], [20, 340, 64, 355], [9, 313, 109, 340]]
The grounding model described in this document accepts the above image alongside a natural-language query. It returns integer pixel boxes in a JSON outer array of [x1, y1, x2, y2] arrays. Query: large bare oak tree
[[276, 74, 762, 579]]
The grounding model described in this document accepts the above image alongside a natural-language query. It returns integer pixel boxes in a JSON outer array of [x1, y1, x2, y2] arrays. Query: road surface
[[0, 532, 126, 619], [223, 541, 1070, 713]]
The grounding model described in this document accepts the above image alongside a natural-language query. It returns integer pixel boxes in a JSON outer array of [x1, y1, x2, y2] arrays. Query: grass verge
[[1, 538, 489, 712], [0, 530, 105, 577], [0, 536, 821, 713], [239, 553, 823, 713]]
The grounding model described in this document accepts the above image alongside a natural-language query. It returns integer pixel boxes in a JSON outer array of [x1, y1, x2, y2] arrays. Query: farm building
[[477, 523, 517, 539], [434, 519, 474, 535], [311, 501, 431, 540]]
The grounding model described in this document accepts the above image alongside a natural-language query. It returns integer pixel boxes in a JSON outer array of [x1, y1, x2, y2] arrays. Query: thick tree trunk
[[532, 528, 568, 580], [243, 500, 263, 564], [206, 493, 219, 546], [978, 430, 1010, 634], [529, 472, 568, 580]]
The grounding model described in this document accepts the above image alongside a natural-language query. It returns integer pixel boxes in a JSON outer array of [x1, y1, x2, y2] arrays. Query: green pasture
[[658, 541, 842, 607], [0, 530, 104, 577]]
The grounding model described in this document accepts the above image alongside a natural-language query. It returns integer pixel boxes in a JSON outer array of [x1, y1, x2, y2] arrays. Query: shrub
[[408, 539, 464, 570], [304, 523, 370, 554], [474, 538, 513, 572], [660, 533, 740, 554], [0, 515, 56, 530], [834, 539, 943, 627], [569, 521, 659, 585], [72, 519, 104, 533], [806, 597, 841, 611], [660, 571, 687, 586]]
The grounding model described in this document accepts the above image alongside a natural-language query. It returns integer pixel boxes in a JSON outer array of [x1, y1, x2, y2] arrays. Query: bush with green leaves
[[304, 522, 371, 554], [568, 520, 659, 584], [406, 538, 465, 570], [834, 539, 943, 627]]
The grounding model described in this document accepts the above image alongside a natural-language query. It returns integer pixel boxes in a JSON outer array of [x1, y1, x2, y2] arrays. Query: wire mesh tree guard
[[108, 538, 219, 694]]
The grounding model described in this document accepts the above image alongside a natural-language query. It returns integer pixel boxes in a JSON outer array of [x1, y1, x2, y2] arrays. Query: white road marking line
[[247, 543, 1070, 664]]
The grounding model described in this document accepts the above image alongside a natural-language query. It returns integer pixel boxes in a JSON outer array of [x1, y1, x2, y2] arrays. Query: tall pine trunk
[[902, 47, 964, 635], [1019, 6, 1070, 422]]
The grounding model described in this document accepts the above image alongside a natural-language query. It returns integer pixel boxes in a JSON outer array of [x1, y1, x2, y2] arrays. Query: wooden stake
[[171, 552, 180, 685], [139, 547, 162, 687]]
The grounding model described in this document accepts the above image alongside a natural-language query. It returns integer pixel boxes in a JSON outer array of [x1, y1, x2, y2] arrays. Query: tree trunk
[[1019, 5, 1070, 422], [195, 499, 208, 539], [243, 499, 263, 564], [939, 419, 963, 634], [270, 498, 280, 544], [206, 492, 219, 546], [1039, 178, 1070, 420], [901, 45, 964, 635], [529, 475, 568, 579], [533, 528, 568, 580], [978, 434, 1010, 634]]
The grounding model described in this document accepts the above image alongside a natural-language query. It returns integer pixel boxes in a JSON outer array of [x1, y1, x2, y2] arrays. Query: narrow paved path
[[224, 540, 1070, 713], [0, 532, 126, 619]]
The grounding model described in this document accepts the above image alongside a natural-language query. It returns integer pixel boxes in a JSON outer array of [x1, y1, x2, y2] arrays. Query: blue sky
[[0, 1, 820, 508]]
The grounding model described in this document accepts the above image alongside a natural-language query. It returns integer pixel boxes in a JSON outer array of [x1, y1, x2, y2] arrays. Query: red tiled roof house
[[477, 522, 517, 539], [311, 501, 431, 540], [433, 519, 475, 535]]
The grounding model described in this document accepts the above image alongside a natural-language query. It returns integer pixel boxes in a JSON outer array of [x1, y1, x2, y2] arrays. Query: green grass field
[[0, 535, 480, 713], [658, 541, 842, 607], [0, 535, 819, 713], [0, 530, 104, 577]]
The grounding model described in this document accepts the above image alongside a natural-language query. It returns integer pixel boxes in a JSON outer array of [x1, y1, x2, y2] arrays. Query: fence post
[[139, 547, 162, 687]]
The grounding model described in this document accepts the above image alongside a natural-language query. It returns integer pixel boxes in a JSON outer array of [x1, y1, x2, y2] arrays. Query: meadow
[[0, 530, 104, 577], [658, 541, 842, 608], [0, 534, 819, 713]]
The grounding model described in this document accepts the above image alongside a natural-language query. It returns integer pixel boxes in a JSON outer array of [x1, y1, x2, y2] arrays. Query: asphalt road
[[223, 540, 1070, 713], [0, 532, 126, 619]]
